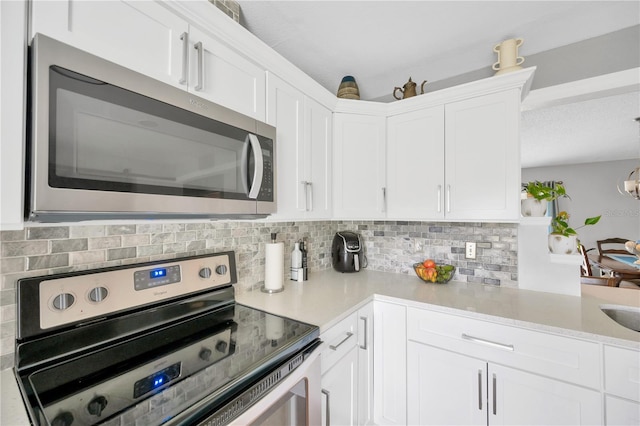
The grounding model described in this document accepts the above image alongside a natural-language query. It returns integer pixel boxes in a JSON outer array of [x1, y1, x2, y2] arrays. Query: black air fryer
[[332, 231, 363, 273]]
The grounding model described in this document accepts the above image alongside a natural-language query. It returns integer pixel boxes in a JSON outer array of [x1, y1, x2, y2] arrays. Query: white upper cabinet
[[333, 113, 387, 219], [267, 74, 332, 219], [187, 26, 266, 121], [30, 0, 266, 121], [31, 0, 188, 88], [444, 89, 521, 221], [386, 106, 445, 219]]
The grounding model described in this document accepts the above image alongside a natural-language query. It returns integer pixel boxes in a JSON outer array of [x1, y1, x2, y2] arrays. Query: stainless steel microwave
[[27, 34, 276, 222]]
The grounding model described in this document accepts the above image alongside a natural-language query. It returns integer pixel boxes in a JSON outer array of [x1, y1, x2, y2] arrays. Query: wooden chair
[[580, 276, 619, 287], [578, 244, 593, 276], [596, 238, 630, 255]]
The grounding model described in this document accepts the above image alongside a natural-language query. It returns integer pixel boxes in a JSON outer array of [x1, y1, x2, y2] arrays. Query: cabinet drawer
[[407, 307, 600, 389], [604, 345, 640, 402], [320, 312, 358, 375]]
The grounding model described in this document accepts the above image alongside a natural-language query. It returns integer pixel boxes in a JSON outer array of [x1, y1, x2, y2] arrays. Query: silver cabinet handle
[[301, 181, 313, 211], [194, 41, 204, 91], [437, 184, 442, 213], [446, 184, 451, 213], [179, 32, 188, 85], [321, 388, 330, 426], [329, 331, 353, 350], [461, 334, 514, 351], [381, 187, 387, 213], [478, 369, 483, 410], [359, 316, 368, 350], [492, 374, 497, 415]]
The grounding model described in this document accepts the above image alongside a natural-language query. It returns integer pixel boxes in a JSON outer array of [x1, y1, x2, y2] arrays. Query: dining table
[[587, 252, 640, 285]]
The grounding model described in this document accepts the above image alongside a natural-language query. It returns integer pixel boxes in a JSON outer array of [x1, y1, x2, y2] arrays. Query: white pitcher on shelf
[[492, 38, 525, 75]]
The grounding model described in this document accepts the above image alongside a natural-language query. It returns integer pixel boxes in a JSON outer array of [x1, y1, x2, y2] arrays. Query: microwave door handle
[[245, 133, 264, 199]]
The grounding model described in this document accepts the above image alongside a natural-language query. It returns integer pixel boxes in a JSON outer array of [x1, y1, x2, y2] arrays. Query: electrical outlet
[[465, 242, 476, 259], [414, 240, 423, 252]]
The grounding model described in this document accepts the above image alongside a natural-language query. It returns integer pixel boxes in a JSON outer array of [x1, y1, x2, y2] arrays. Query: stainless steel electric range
[[14, 251, 321, 426]]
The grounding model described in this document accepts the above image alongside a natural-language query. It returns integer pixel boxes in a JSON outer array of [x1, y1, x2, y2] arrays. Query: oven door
[[28, 34, 276, 221], [229, 346, 321, 426]]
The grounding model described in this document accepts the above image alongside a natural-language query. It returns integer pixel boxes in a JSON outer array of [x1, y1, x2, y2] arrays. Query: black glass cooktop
[[18, 304, 318, 426]]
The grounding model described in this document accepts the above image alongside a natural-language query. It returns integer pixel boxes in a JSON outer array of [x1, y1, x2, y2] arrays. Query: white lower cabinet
[[404, 307, 603, 425], [373, 301, 406, 425], [321, 345, 358, 426], [357, 303, 374, 425], [603, 344, 640, 425]]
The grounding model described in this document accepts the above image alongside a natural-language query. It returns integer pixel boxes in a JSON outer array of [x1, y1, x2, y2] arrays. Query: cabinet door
[[357, 303, 374, 425], [386, 106, 445, 219], [322, 346, 358, 426], [1, 0, 27, 230], [373, 302, 406, 425], [188, 26, 266, 121], [407, 342, 487, 426], [31, 0, 188, 88], [444, 89, 521, 221], [605, 395, 640, 426], [489, 363, 602, 425], [303, 97, 333, 219], [333, 114, 386, 219], [267, 74, 305, 219]]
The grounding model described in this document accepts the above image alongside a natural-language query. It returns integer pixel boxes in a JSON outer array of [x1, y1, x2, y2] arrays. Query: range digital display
[[150, 268, 167, 279], [134, 265, 181, 290]]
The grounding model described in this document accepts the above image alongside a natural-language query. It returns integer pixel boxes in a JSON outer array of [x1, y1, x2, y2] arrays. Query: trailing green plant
[[522, 181, 568, 202], [550, 211, 601, 237]]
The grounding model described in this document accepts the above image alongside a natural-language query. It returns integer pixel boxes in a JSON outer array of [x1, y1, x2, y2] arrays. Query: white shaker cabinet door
[[31, 0, 188, 88], [444, 89, 521, 221], [373, 302, 406, 425], [333, 113, 386, 219], [357, 303, 374, 425], [489, 363, 602, 425], [386, 106, 445, 220], [303, 97, 333, 219], [321, 346, 359, 426], [266, 74, 305, 219], [407, 342, 486, 426], [187, 26, 266, 121]]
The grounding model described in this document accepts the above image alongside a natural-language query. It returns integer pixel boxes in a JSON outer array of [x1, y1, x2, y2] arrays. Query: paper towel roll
[[264, 242, 284, 291]]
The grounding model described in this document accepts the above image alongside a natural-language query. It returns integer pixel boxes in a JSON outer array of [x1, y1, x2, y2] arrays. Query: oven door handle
[[242, 133, 264, 199]]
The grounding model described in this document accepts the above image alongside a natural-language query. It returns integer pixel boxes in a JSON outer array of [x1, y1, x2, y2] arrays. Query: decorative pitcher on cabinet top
[[492, 38, 525, 75], [393, 77, 427, 100]]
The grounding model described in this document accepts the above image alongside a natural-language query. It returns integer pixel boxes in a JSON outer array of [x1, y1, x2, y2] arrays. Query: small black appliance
[[332, 231, 364, 273]]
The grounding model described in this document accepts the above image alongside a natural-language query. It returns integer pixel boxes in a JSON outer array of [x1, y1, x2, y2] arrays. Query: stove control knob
[[199, 348, 212, 361], [88, 287, 108, 303], [215, 265, 228, 275], [199, 267, 212, 279], [87, 396, 108, 417], [216, 340, 228, 353], [52, 293, 75, 311], [51, 411, 74, 426]]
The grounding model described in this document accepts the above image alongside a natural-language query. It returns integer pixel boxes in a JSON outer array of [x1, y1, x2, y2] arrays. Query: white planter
[[548, 234, 578, 254], [521, 198, 547, 217]]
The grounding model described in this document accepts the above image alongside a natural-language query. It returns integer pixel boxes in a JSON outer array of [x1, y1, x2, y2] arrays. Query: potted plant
[[548, 211, 601, 254], [521, 181, 568, 217]]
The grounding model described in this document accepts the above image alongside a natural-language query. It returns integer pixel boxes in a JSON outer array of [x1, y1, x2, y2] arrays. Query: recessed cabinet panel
[[407, 342, 486, 426], [604, 344, 640, 401], [304, 98, 333, 219], [333, 114, 386, 219], [387, 106, 445, 219], [188, 27, 266, 121], [444, 89, 521, 220], [31, 0, 188, 88]]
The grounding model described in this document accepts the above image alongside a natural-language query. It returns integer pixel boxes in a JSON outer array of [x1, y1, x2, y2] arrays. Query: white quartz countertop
[[237, 269, 640, 348]]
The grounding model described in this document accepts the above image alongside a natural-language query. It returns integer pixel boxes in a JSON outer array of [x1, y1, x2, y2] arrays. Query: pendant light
[[618, 117, 640, 200]]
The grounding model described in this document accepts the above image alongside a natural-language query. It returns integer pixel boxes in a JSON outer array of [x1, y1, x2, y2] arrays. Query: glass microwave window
[[47, 66, 274, 201]]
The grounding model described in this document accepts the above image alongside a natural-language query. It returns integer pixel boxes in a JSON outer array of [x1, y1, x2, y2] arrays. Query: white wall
[[522, 159, 639, 251]]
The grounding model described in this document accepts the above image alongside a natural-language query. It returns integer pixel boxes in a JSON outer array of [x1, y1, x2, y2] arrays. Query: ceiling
[[236, 1, 640, 167]]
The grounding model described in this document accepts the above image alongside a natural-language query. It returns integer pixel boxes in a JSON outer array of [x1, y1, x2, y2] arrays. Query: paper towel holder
[[261, 232, 285, 293]]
